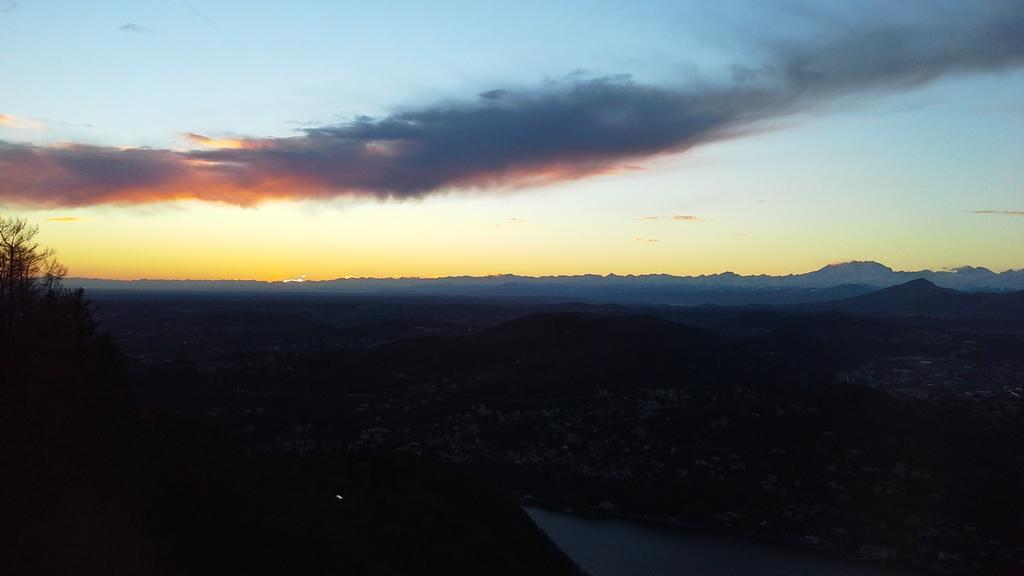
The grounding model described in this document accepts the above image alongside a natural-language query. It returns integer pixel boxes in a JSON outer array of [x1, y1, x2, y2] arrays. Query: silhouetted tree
[[0, 216, 68, 369], [0, 217, 137, 574], [0, 215, 122, 427]]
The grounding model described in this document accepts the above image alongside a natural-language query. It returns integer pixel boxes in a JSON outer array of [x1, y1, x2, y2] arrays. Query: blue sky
[[1, 0, 1022, 279], [3, 0, 738, 145]]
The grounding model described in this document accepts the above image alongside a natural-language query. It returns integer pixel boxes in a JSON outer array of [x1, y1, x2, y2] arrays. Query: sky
[[1, 0, 1022, 280]]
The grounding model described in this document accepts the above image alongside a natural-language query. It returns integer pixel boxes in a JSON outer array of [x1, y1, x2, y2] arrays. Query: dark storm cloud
[[0, 142, 198, 206], [2, 1, 1023, 207], [190, 76, 753, 195], [761, 1, 1024, 98]]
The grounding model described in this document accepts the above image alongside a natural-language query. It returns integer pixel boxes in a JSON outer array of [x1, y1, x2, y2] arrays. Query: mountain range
[[67, 261, 1024, 306], [804, 278, 1024, 319]]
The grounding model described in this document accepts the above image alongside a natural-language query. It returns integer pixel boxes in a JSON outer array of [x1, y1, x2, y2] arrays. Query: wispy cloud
[[968, 209, 1024, 217], [634, 237, 659, 243], [0, 113, 44, 131], [184, 132, 252, 149], [0, 1, 18, 14], [181, 0, 219, 33], [2, 2, 1023, 207], [43, 216, 83, 222], [493, 217, 527, 229], [639, 214, 705, 222], [118, 22, 153, 33]]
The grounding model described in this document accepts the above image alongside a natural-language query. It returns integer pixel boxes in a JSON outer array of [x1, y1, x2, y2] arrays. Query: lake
[[526, 507, 922, 576]]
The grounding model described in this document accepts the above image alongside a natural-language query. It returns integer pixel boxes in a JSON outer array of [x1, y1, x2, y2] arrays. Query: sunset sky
[[1, 0, 1022, 280]]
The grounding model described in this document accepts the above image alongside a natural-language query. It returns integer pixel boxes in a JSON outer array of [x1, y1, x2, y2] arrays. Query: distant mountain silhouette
[[807, 279, 1024, 319], [803, 261, 899, 286], [65, 261, 1024, 305]]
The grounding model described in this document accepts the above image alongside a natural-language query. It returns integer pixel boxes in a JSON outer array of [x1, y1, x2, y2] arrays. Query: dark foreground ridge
[[87, 291, 1024, 576], [6, 272, 1024, 574], [0, 286, 581, 575]]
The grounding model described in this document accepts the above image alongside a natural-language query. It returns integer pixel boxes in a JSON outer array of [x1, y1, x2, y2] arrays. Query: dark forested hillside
[[110, 299, 1024, 575], [806, 279, 1024, 319], [0, 219, 581, 576]]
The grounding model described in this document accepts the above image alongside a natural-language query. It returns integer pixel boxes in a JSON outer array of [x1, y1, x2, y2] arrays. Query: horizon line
[[62, 261, 1024, 284]]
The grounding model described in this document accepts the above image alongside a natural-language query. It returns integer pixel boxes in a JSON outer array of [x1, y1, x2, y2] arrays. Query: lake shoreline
[[523, 504, 943, 576]]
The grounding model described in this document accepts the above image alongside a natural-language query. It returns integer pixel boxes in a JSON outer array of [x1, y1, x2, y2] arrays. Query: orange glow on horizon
[[184, 132, 256, 150]]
